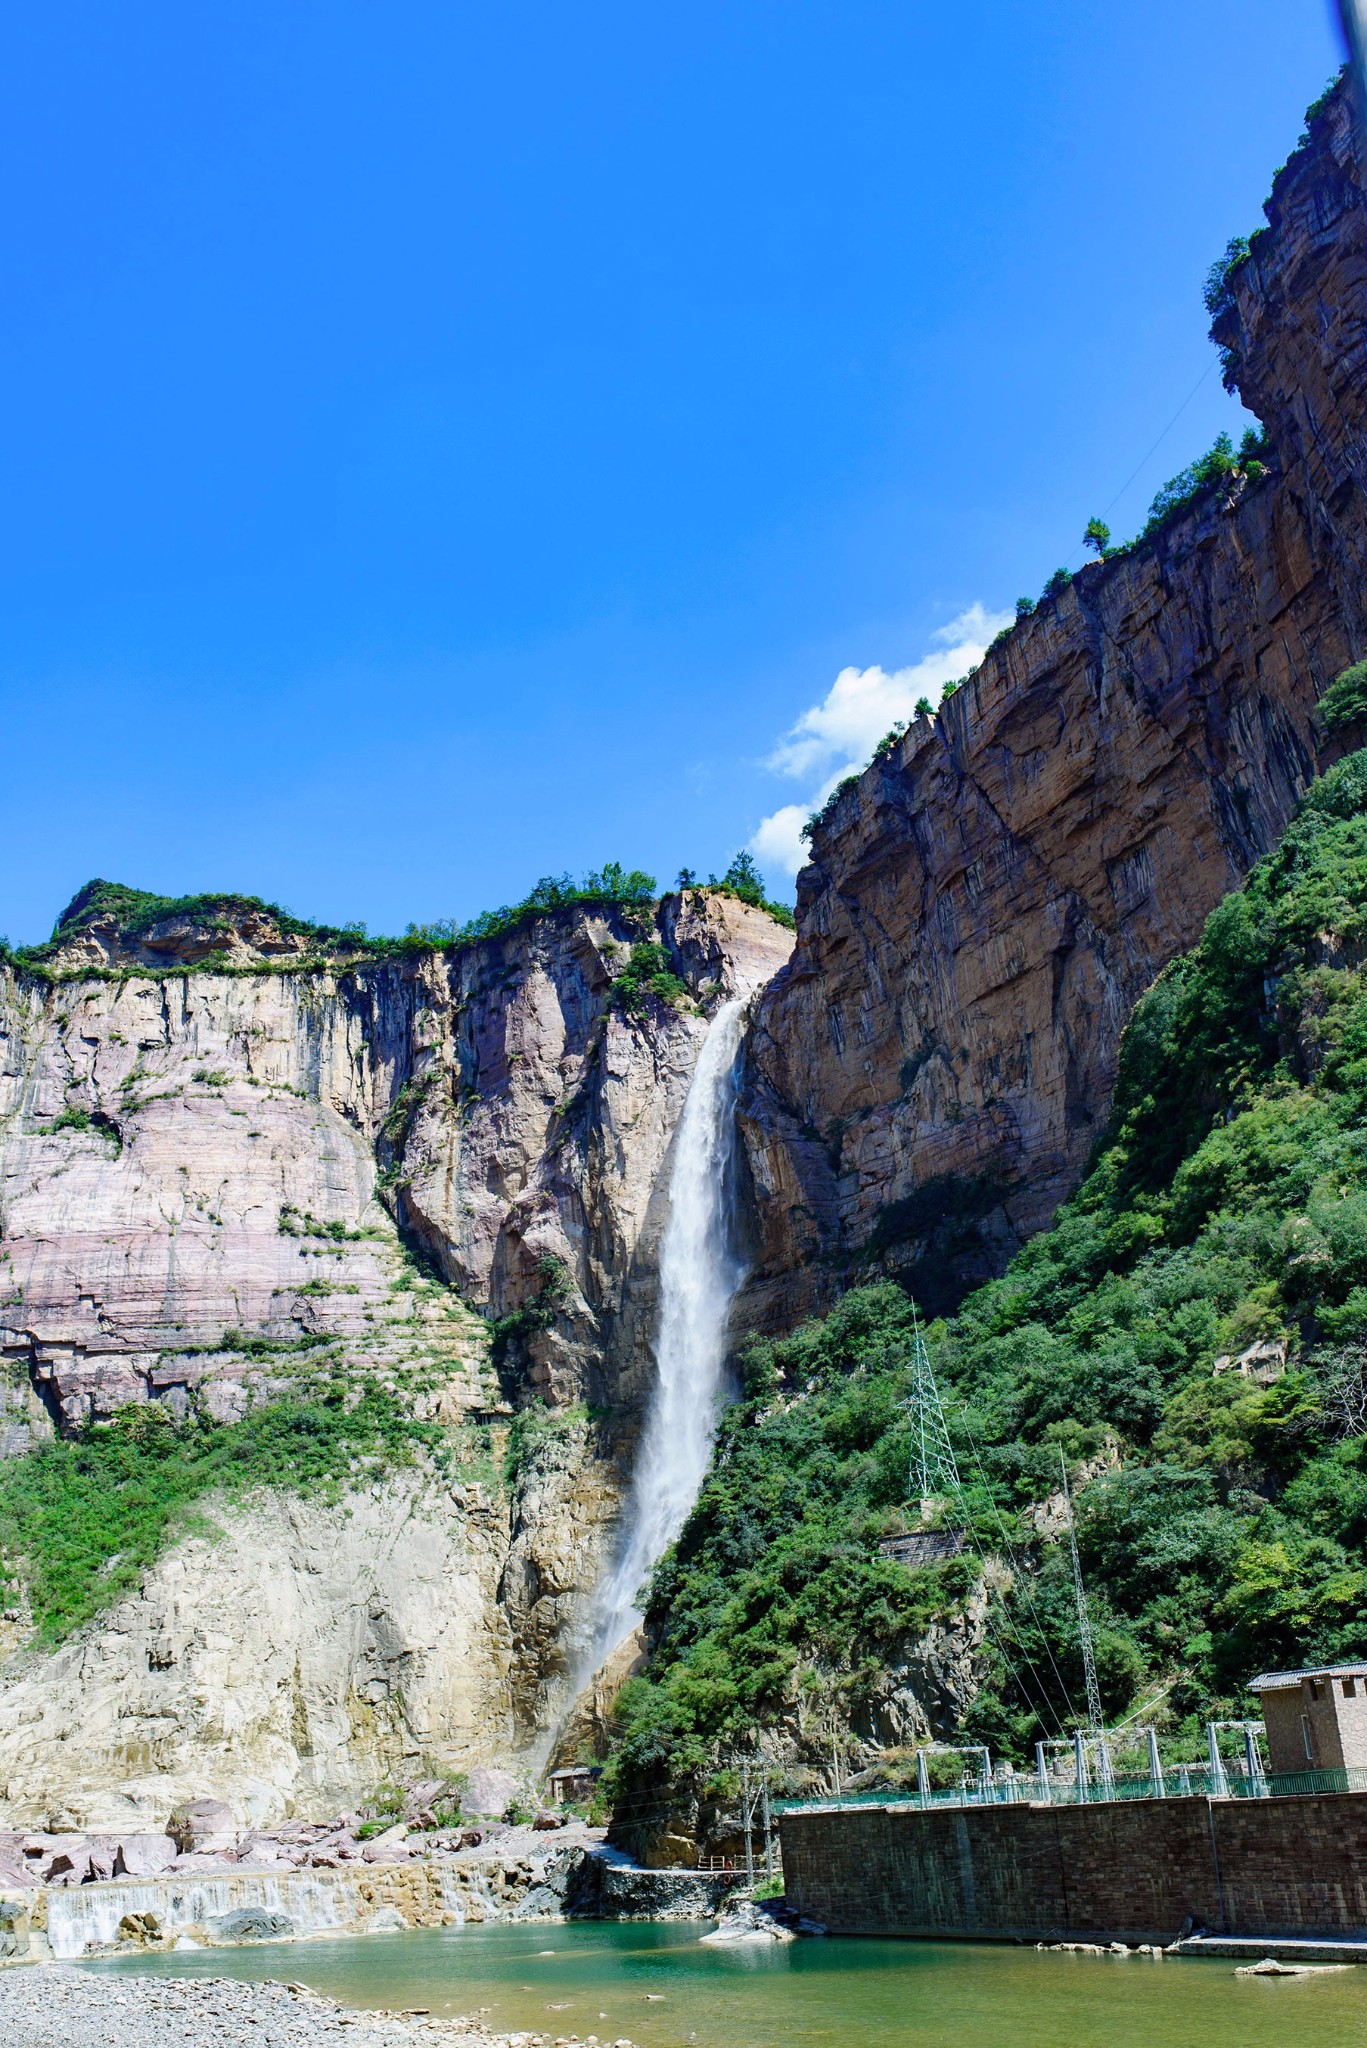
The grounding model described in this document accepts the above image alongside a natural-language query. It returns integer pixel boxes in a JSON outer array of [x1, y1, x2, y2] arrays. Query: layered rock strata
[[0, 889, 791, 1822], [738, 79, 1367, 1321]]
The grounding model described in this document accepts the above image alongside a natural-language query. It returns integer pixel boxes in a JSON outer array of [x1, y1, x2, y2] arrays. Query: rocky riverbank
[[0, 1964, 645, 2048], [0, 1804, 739, 1965]]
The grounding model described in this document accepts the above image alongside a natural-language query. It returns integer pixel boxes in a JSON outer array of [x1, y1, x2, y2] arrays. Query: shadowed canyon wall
[[737, 80, 1367, 1326]]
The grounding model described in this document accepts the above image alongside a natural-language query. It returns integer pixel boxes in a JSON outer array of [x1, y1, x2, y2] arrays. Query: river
[[87, 1920, 1367, 2047]]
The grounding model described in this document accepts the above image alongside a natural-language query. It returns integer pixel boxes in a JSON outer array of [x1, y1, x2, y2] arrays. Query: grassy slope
[[608, 748, 1367, 1796]]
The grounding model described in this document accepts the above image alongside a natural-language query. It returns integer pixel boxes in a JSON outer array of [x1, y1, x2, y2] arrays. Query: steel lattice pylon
[[908, 1308, 962, 1505], [1059, 1447, 1109, 1779]]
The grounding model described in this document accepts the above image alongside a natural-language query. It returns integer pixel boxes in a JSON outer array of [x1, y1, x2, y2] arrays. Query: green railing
[[773, 1764, 1367, 1817]]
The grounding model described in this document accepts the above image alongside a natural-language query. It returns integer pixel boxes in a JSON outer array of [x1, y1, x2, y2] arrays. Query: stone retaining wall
[[779, 1793, 1367, 1943]]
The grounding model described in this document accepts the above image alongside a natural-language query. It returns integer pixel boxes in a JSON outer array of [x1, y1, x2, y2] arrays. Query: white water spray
[[585, 996, 749, 1671]]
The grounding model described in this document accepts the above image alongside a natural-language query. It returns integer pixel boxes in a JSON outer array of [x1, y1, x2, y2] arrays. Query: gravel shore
[[0, 1966, 641, 2048]]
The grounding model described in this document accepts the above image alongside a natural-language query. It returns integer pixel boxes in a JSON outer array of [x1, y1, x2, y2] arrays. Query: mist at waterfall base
[[580, 997, 749, 1687]]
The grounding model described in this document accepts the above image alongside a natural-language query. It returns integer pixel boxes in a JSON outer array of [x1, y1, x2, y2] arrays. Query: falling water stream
[[581, 996, 749, 1679]]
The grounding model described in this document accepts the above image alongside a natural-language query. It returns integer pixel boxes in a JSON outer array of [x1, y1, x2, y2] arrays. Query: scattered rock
[[1235, 1958, 1352, 1976], [207, 1907, 296, 1941], [700, 1897, 796, 1945]]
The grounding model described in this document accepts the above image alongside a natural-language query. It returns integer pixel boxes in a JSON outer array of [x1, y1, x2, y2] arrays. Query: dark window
[[1303, 1714, 1316, 1762], [1345, 1678, 1357, 1698]]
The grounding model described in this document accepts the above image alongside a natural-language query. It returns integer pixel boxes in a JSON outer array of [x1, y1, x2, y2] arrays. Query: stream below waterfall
[[87, 1920, 1367, 2048]]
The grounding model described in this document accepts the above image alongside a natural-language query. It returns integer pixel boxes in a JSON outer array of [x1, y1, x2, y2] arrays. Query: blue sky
[[0, 2, 1343, 942]]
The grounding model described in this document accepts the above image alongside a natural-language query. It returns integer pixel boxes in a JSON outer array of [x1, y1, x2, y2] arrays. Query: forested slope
[[611, 741, 1367, 1802]]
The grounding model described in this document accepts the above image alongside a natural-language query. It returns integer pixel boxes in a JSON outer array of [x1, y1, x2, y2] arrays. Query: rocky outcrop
[[565, 1857, 735, 1920], [0, 888, 792, 1822], [0, 1477, 509, 1830], [738, 79, 1367, 1321]]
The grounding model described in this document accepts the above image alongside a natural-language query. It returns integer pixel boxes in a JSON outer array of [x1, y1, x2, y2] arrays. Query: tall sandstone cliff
[[0, 890, 791, 1825], [737, 80, 1367, 1325]]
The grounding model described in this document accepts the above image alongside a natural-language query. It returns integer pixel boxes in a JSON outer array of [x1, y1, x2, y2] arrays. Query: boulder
[[114, 1834, 179, 1878], [171, 1798, 237, 1855], [117, 1910, 165, 1947], [362, 1825, 414, 1863], [0, 1898, 31, 1959], [43, 1848, 92, 1888], [700, 1897, 796, 1945], [208, 1907, 295, 1942], [366, 1905, 410, 1932], [464, 1768, 519, 1817]]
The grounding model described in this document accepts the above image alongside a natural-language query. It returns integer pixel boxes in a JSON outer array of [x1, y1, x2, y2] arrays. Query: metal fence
[[774, 1763, 1367, 1817]]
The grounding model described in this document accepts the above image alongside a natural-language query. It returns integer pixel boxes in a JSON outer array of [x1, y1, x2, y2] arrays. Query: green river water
[[91, 1921, 1367, 2048]]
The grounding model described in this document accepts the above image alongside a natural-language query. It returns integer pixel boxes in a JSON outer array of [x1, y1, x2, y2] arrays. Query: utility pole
[[740, 1757, 755, 1887], [1060, 1448, 1112, 1795], [1207, 1723, 1229, 1798], [760, 1770, 774, 1878]]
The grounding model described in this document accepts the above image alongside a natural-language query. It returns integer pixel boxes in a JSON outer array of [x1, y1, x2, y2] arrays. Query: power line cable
[[1062, 356, 1220, 568], [954, 1428, 1077, 1738], [939, 1378, 1083, 1730], [906, 1322, 1073, 1736]]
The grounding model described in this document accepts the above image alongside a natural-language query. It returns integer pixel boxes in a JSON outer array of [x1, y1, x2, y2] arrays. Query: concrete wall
[[780, 1794, 1367, 1943]]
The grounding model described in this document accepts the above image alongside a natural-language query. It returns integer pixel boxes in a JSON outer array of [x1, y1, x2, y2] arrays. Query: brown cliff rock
[[0, 887, 792, 1818], [738, 78, 1367, 1323]]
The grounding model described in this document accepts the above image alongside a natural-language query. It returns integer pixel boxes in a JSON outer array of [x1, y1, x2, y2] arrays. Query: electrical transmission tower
[[908, 1307, 961, 1506], [1059, 1447, 1112, 1792]]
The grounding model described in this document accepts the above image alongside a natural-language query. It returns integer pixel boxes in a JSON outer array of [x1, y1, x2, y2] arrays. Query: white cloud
[[750, 603, 1011, 876], [750, 804, 812, 879]]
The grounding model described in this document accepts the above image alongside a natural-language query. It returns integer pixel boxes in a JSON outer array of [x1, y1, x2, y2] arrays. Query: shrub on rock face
[[1319, 661, 1367, 733]]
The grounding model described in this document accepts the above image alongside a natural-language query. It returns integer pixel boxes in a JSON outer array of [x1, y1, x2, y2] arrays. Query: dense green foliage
[[0, 1382, 443, 1642], [1319, 661, 1367, 734], [2, 858, 794, 978], [406, 863, 658, 952], [609, 942, 689, 1014], [609, 748, 1367, 1795], [7, 879, 372, 971], [607, 1283, 974, 1794], [704, 852, 797, 929], [1139, 427, 1268, 540], [1, 865, 664, 974], [1203, 234, 1252, 319]]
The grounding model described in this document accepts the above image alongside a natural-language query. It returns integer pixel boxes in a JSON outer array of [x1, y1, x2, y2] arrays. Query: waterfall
[[44, 1870, 354, 1956], [585, 996, 749, 1673]]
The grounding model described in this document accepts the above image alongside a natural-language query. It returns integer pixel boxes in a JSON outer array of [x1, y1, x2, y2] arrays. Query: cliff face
[[738, 80, 1367, 1324], [0, 889, 791, 1822]]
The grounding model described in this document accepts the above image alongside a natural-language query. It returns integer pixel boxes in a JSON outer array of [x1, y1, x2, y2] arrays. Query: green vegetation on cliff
[[609, 745, 1367, 1794], [3, 856, 795, 977], [0, 1381, 446, 1642]]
